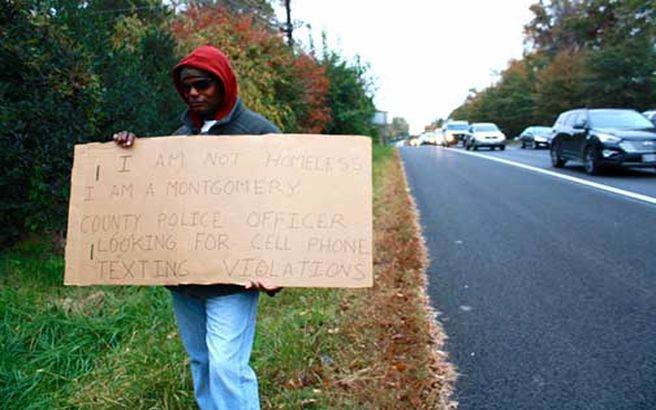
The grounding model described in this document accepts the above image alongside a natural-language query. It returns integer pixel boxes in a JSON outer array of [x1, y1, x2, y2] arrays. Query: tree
[[321, 51, 377, 137], [525, 0, 656, 112], [388, 117, 410, 140], [535, 48, 587, 123], [525, 0, 601, 55], [175, 0, 276, 23], [490, 60, 538, 136], [582, 38, 656, 109]]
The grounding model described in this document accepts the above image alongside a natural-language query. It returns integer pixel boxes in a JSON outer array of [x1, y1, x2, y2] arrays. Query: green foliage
[[0, 1, 103, 244], [0, 247, 349, 410], [0, 1, 182, 246], [372, 143, 394, 166], [321, 51, 378, 137], [389, 117, 410, 140], [98, 14, 181, 136], [0, 246, 192, 409], [535, 48, 587, 123], [490, 61, 537, 136], [253, 288, 346, 408], [581, 36, 656, 109]]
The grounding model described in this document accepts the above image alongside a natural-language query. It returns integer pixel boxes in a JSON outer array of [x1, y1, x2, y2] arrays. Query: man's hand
[[244, 280, 283, 297], [112, 131, 136, 148]]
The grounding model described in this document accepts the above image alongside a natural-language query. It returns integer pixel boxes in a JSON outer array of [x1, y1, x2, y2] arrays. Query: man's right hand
[[112, 131, 136, 148]]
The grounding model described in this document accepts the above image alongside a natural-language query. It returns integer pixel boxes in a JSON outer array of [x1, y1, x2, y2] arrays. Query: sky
[[275, 0, 537, 134]]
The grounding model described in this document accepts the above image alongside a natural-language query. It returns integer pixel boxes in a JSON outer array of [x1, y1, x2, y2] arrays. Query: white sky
[[275, 0, 536, 134]]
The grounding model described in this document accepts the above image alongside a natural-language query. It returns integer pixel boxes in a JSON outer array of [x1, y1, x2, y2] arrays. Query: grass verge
[[0, 145, 454, 409]]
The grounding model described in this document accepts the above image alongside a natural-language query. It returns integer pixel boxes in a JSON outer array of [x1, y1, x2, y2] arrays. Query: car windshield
[[447, 123, 468, 130], [589, 110, 654, 129], [532, 126, 551, 135], [474, 124, 498, 132]]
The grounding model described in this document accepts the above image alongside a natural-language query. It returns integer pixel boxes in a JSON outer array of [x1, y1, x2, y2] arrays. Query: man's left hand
[[244, 280, 283, 297]]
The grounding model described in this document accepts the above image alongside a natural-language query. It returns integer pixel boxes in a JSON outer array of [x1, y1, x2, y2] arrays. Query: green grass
[[1, 144, 395, 410], [1, 240, 190, 409]]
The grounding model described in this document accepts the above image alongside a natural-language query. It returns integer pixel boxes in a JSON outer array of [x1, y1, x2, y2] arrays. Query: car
[[442, 120, 470, 147], [643, 110, 656, 125], [517, 126, 552, 149], [465, 122, 506, 151], [550, 108, 656, 174], [418, 131, 439, 145], [431, 129, 447, 147], [408, 136, 421, 146]]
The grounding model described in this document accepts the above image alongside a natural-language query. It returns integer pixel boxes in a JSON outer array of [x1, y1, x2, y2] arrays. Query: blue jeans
[[171, 290, 260, 410]]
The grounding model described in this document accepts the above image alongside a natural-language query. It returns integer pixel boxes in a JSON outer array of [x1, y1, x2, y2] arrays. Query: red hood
[[172, 45, 238, 128]]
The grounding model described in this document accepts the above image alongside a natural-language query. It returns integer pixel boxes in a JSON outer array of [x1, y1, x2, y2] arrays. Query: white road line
[[448, 148, 656, 206]]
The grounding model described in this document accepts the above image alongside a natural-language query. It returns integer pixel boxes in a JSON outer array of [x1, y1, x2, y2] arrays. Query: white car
[[442, 120, 470, 146], [418, 131, 441, 145], [465, 122, 506, 151], [643, 110, 656, 125]]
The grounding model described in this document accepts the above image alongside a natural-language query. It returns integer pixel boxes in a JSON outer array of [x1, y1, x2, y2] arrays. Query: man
[[113, 45, 280, 410]]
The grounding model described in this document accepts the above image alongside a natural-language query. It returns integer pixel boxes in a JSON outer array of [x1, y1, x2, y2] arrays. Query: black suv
[[550, 108, 656, 174]]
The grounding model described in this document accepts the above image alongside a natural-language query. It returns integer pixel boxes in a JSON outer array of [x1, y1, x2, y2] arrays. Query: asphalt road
[[468, 144, 656, 198], [400, 145, 656, 410]]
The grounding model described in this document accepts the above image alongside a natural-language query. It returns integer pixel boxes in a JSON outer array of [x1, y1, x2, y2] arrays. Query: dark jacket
[[167, 100, 279, 299], [167, 45, 280, 299], [173, 98, 279, 136]]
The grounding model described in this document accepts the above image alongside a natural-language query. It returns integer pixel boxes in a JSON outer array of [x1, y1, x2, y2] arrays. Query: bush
[[0, 1, 103, 244], [0, 1, 180, 246]]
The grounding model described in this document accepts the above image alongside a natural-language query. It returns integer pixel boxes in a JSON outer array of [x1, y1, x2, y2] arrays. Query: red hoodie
[[172, 45, 238, 129]]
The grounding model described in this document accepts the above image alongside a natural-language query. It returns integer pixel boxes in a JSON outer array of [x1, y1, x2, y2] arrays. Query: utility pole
[[283, 0, 293, 46]]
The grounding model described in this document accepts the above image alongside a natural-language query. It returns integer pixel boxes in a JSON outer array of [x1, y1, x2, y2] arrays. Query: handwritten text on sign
[[64, 134, 372, 287]]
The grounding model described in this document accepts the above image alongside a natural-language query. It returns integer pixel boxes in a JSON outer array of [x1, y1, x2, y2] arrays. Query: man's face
[[180, 76, 223, 119]]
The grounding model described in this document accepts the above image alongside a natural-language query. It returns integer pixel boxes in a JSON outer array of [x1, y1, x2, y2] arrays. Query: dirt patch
[[322, 150, 457, 409]]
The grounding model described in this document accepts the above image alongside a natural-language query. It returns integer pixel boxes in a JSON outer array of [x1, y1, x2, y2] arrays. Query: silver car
[[465, 123, 507, 151], [643, 110, 656, 125]]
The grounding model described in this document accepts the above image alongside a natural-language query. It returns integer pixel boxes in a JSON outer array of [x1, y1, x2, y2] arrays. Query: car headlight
[[597, 133, 621, 144], [534, 136, 547, 142]]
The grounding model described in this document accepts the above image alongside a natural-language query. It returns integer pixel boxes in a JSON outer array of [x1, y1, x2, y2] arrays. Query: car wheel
[[472, 144, 478, 151], [521, 141, 525, 149], [500, 145, 506, 151], [583, 147, 603, 175], [550, 142, 566, 168]]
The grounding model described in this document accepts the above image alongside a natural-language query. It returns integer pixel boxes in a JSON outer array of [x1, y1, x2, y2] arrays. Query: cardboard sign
[[64, 134, 372, 288]]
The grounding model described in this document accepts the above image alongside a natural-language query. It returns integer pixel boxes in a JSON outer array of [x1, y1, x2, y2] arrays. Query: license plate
[[643, 154, 656, 162]]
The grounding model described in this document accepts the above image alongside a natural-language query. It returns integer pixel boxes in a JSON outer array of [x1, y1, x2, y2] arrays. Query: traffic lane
[[400, 146, 656, 410], [404, 146, 656, 409], [448, 144, 656, 198]]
